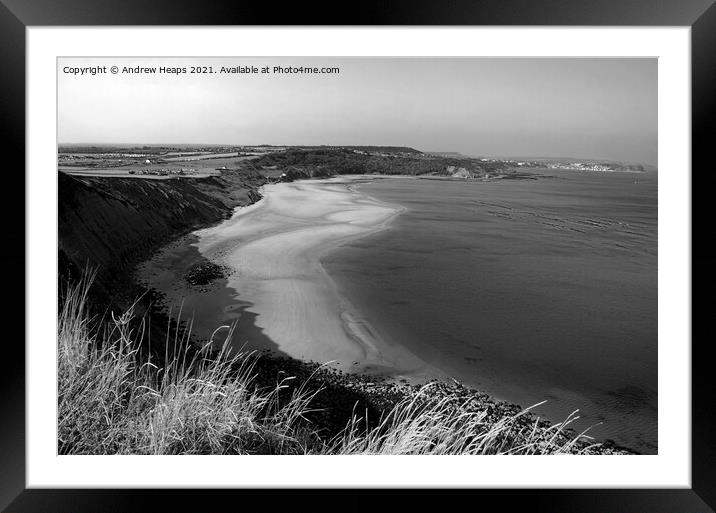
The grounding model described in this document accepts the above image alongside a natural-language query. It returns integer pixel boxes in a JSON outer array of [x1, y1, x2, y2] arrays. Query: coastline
[[216, 177, 433, 378], [133, 173, 652, 453], [139, 176, 435, 380]]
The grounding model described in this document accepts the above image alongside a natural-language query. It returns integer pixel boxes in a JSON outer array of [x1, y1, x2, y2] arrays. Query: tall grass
[[329, 386, 600, 455], [58, 275, 323, 455], [58, 276, 602, 455]]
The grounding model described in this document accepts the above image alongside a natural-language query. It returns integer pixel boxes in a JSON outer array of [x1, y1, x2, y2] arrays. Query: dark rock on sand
[[184, 261, 230, 286]]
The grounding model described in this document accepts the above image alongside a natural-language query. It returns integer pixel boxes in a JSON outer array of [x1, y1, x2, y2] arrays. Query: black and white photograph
[[57, 56, 658, 456], [0, 0, 710, 507]]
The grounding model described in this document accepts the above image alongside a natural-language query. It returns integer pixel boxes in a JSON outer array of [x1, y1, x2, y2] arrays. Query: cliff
[[58, 170, 265, 302]]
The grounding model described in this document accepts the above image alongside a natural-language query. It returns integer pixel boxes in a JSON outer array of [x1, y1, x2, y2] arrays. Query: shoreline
[[134, 174, 650, 453], [215, 177, 432, 377], [139, 176, 436, 380]]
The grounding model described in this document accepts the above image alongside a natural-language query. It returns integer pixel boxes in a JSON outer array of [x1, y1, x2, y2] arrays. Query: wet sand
[[138, 176, 431, 378]]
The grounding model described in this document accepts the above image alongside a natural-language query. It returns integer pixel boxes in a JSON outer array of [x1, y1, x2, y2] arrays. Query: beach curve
[[195, 176, 429, 376]]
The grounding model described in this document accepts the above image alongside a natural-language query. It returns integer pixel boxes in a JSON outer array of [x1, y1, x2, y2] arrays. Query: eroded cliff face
[[58, 170, 265, 301]]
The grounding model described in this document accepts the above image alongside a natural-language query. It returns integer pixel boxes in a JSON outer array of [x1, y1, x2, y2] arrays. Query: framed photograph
[[3, 0, 713, 511]]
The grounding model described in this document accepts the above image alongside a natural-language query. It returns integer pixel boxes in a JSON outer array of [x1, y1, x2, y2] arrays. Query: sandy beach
[[139, 176, 430, 377]]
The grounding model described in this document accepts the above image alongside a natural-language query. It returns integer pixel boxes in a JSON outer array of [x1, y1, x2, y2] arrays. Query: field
[[57, 145, 288, 179]]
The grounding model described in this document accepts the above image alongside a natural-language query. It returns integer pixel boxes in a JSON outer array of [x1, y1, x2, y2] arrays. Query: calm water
[[323, 170, 657, 453]]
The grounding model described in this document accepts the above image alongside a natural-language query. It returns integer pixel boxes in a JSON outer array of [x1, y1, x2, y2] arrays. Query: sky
[[58, 57, 657, 166]]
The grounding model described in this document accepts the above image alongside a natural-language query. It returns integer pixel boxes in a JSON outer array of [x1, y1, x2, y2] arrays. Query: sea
[[322, 169, 658, 453]]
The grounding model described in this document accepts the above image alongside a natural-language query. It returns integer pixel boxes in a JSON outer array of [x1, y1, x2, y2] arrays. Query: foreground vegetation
[[58, 277, 623, 455]]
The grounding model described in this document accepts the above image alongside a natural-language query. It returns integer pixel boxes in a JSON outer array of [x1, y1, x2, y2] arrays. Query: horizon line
[[56, 142, 655, 167]]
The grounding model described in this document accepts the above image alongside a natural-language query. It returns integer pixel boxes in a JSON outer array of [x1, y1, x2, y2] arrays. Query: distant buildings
[[547, 162, 615, 172]]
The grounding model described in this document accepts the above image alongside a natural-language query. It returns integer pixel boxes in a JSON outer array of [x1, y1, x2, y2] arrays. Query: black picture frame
[[2, 1, 713, 511]]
